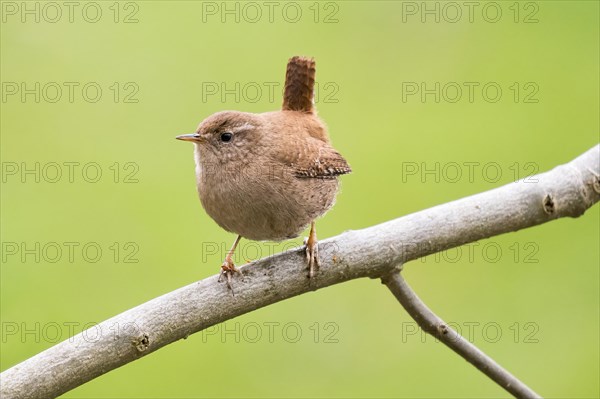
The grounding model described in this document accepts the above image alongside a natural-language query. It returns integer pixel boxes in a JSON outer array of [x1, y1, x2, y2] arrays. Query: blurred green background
[[1, 1, 598, 397]]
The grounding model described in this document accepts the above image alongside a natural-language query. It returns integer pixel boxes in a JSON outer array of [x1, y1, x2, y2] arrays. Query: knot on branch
[[132, 333, 150, 352], [438, 323, 450, 335], [543, 194, 555, 215]]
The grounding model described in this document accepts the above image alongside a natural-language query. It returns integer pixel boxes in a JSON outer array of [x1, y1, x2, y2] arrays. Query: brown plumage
[[177, 56, 351, 294], [282, 56, 316, 113]]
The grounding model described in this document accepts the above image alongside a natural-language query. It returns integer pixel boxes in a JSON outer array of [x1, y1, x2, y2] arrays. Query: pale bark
[[1, 145, 598, 399]]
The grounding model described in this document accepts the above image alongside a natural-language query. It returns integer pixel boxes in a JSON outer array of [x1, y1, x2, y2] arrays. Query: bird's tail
[[282, 56, 316, 113]]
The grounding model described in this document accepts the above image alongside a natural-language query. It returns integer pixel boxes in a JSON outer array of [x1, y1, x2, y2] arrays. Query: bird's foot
[[304, 223, 320, 279], [218, 258, 243, 296], [305, 240, 320, 279]]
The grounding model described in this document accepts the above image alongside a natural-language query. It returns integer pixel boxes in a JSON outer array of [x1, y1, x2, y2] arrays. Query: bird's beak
[[176, 133, 203, 142]]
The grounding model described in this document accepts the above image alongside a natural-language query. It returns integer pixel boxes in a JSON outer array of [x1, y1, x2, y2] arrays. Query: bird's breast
[[196, 156, 339, 241]]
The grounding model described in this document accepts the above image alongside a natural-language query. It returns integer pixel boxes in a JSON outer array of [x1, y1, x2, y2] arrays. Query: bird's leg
[[305, 221, 320, 278], [218, 235, 243, 295]]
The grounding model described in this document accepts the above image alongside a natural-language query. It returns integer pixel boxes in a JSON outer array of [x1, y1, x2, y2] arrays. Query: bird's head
[[176, 111, 262, 165]]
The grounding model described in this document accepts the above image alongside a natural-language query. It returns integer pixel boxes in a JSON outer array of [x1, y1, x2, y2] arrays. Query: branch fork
[[1, 145, 598, 398]]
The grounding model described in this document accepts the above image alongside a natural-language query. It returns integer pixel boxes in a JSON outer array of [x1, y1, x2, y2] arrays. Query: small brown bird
[[176, 56, 351, 294]]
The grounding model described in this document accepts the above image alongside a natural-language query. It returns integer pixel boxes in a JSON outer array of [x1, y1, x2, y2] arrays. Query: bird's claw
[[305, 237, 320, 279], [218, 259, 243, 296]]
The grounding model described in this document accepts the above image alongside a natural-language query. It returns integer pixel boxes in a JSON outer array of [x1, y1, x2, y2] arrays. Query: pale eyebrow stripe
[[231, 123, 256, 133]]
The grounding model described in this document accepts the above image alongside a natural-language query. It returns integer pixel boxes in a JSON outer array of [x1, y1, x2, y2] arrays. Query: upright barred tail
[[282, 56, 316, 113]]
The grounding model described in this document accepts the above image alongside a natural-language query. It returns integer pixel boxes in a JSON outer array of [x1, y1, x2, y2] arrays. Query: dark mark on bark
[[439, 324, 449, 335], [132, 333, 150, 352], [543, 194, 555, 214]]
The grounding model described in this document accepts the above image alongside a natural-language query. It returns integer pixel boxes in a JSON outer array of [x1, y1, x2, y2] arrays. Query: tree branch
[[383, 267, 541, 398], [1, 145, 598, 398]]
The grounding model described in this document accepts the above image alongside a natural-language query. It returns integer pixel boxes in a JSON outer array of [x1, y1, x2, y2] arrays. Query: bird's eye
[[220, 132, 233, 142]]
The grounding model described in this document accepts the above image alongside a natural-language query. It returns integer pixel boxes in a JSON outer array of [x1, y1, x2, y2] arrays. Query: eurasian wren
[[176, 56, 351, 294]]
